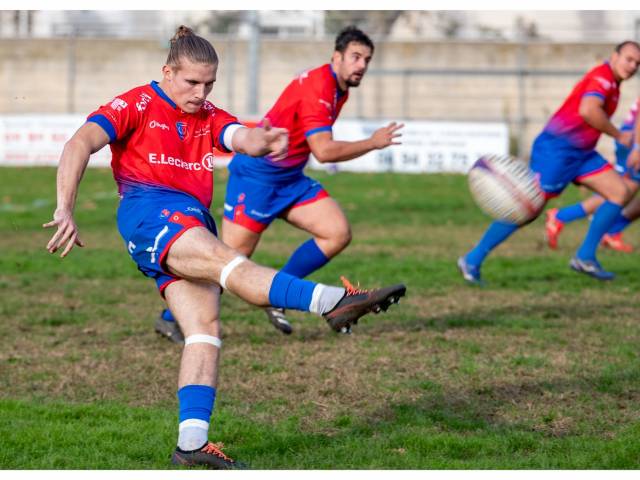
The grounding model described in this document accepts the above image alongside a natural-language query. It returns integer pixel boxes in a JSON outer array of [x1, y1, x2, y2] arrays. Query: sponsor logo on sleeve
[[136, 92, 152, 112], [318, 98, 336, 120], [297, 70, 309, 84], [110, 98, 128, 111], [595, 76, 612, 90], [318, 99, 332, 110]]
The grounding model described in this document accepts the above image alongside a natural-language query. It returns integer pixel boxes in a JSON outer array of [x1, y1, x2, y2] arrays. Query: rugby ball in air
[[468, 154, 544, 225]]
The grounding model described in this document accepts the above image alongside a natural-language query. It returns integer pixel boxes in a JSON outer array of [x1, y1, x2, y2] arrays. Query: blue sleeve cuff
[[87, 114, 117, 142], [304, 126, 332, 138], [583, 92, 606, 101], [218, 122, 242, 152]]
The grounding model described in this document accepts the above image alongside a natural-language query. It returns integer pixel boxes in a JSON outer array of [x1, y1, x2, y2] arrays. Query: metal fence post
[[247, 11, 260, 116], [67, 28, 77, 114], [226, 36, 235, 113], [516, 33, 528, 158]]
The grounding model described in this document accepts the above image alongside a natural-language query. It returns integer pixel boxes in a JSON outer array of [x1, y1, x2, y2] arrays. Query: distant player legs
[[620, 192, 640, 220], [282, 196, 352, 266], [574, 168, 632, 262], [552, 175, 638, 229], [220, 220, 262, 258], [221, 197, 352, 267]]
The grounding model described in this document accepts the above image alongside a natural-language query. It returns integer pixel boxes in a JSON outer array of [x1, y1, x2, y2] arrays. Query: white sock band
[[219, 255, 246, 290], [179, 418, 209, 432], [184, 334, 222, 348], [309, 284, 327, 315]]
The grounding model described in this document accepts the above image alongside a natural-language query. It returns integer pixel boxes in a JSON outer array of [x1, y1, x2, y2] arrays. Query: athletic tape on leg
[[184, 334, 222, 348], [219, 255, 247, 290]]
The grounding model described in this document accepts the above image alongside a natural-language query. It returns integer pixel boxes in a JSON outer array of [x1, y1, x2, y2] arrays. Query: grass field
[[1, 166, 640, 469]]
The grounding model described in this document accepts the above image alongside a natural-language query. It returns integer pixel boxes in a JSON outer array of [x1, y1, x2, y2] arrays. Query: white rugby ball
[[468, 154, 545, 225]]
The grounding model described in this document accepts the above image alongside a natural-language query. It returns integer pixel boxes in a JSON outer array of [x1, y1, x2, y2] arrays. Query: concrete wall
[[2, 37, 638, 159]]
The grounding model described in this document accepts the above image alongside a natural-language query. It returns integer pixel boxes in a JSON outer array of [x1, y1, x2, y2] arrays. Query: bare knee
[[336, 224, 352, 250], [181, 312, 221, 338], [319, 223, 351, 257], [606, 184, 632, 205]]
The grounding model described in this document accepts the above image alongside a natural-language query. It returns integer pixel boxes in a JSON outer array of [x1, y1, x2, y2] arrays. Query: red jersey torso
[[87, 81, 239, 207], [262, 63, 349, 168], [544, 62, 620, 150]]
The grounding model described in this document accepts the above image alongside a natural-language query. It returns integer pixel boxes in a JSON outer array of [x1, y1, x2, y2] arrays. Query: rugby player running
[[545, 96, 640, 253], [458, 41, 640, 284]]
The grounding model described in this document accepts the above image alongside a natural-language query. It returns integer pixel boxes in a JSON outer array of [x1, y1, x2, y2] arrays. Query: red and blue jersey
[[228, 64, 348, 181], [544, 62, 620, 150], [87, 81, 240, 207], [263, 63, 349, 169]]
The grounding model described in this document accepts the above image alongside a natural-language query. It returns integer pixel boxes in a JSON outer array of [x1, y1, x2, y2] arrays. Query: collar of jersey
[[328, 64, 347, 99], [150, 81, 178, 109]]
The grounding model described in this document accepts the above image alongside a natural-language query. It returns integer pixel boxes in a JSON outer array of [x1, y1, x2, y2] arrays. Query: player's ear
[[162, 64, 174, 82]]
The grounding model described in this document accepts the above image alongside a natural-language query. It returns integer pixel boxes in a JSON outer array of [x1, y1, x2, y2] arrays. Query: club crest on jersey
[[176, 122, 188, 140]]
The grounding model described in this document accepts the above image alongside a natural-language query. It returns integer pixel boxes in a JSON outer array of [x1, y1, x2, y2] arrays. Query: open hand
[[371, 122, 404, 149], [43, 208, 85, 258], [628, 148, 640, 173]]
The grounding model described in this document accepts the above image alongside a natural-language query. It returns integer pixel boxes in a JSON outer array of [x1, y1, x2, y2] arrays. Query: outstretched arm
[[307, 122, 404, 164], [579, 96, 632, 146], [230, 119, 289, 161], [44, 122, 110, 257]]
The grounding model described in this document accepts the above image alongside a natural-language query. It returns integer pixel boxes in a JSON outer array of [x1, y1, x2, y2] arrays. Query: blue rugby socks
[[162, 308, 176, 323], [177, 385, 216, 451], [556, 202, 588, 223], [268, 271, 344, 314], [281, 238, 330, 278], [576, 201, 623, 261], [607, 212, 632, 234], [465, 221, 520, 267]]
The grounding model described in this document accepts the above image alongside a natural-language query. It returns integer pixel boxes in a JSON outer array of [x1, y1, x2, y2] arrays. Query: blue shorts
[[223, 154, 329, 233], [614, 142, 640, 183], [117, 185, 217, 295], [530, 131, 612, 197]]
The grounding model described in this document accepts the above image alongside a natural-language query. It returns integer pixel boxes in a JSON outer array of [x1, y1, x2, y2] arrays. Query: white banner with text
[[0, 116, 508, 173], [309, 120, 509, 173]]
